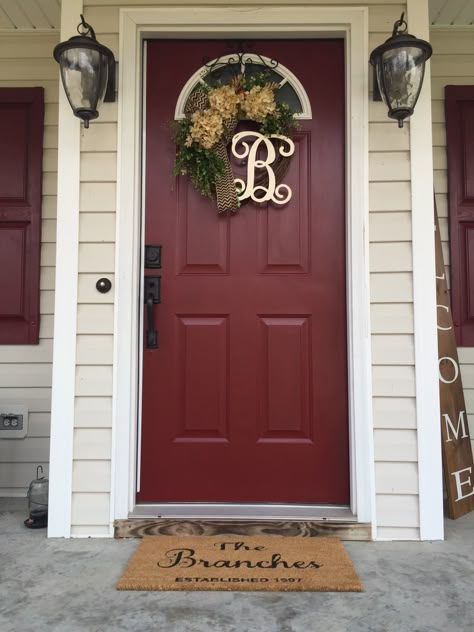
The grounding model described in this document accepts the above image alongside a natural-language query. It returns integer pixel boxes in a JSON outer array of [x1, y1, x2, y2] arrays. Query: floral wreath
[[173, 73, 297, 213]]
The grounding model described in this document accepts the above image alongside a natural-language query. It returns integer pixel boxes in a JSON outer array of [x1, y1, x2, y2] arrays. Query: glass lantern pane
[[378, 46, 425, 111], [59, 48, 109, 113], [205, 63, 241, 86], [28, 480, 49, 510], [243, 62, 282, 84], [276, 82, 303, 113]]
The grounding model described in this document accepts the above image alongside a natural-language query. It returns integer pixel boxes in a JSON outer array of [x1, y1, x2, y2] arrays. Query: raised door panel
[[175, 315, 229, 442], [461, 104, 474, 202], [176, 180, 230, 274], [0, 105, 28, 202], [257, 315, 313, 443], [0, 225, 26, 316], [257, 132, 310, 274]]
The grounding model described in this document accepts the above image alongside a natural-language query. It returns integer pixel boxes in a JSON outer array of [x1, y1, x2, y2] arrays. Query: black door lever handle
[[144, 276, 161, 349], [146, 294, 158, 348]]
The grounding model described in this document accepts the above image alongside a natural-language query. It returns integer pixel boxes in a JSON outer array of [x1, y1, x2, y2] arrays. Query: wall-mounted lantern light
[[369, 13, 432, 128], [53, 15, 116, 128]]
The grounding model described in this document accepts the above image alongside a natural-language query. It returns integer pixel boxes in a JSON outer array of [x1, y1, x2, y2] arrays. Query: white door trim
[[111, 5, 375, 531]]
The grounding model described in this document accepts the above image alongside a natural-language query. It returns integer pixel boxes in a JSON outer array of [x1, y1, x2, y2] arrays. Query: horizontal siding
[[370, 273, 413, 303], [70, 525, 112, 537], [0, 438, 50, 463], [367, 0, 419, 537], [0, 32, 58, 496], [76, 336, 114, 364], [77, 305, 115, 334], [0, 388, 52, 413], [81, 153, 117, 182], [73, 429, 112, 460], [69, 0, 417, 538], [78, 244, 115, 273], [430, 28, 474, 456], [82, 2, 407, 34], [79, 213, 116, 242], [0, 341, 53, 364], [372, 366, 416, 397], [0, 414, 50, 494], [78, 276, 114, 304], [369, 181, 411, 211], [369, 212, 412, 242], [0, 365, 52, 388], [371, 335, 415, 365], [377, 526, 420, 540], [374, 429, 418, 461], [71, 492, 111, 527], [0, 462, 49, 496], [74, 397, 113, 428], [80, 183, 117, 212], [72, 461, 111, 492], [84, 0, 404, 5], [369, 151, 411, 181], [376, 494, 420, 528], [375, 462, 419, 494], [373, 397, 417, 429], [74, 38, 116, 533], [75, 366, 113, 397]]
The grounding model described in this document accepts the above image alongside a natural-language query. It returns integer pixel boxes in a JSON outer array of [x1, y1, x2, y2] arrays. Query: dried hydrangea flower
[[208, 85, 242, 120], [186, 108, 224, 149], [242, 84, 277, 122]]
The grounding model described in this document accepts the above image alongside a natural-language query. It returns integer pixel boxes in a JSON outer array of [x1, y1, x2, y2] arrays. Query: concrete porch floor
[[1, 498, 473, 632]]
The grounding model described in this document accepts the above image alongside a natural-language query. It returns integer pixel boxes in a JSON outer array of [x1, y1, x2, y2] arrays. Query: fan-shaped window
[[175, 53, 312, 120]]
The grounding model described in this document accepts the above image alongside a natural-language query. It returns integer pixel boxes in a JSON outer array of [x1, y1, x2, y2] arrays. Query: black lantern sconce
[[53, 15, 116, 128], [370, 13, 432, 128]]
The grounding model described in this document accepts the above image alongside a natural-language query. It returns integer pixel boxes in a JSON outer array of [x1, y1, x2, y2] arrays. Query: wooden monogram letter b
[[231, 131, 295, 205]]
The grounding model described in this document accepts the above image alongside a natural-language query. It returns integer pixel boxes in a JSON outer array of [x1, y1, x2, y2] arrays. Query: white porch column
[[48, 0, 83, 538], [407, 0, 444, 540]]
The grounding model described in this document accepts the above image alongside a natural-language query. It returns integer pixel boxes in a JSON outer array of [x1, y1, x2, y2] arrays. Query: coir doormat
[[116, 535, 363, 592]]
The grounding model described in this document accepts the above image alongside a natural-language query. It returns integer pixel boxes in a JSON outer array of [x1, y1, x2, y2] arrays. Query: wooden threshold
[[114, 518, 372, 541]]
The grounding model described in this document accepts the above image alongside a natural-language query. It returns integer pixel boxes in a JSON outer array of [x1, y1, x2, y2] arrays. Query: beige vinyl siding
[[72, 0, 419, 538], [430, 28, 474, 452], [369, 5, 419, 535], [0, 32, 58, 496]]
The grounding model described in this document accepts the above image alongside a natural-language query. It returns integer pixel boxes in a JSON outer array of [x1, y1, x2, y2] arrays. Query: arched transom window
[[174, 53, 312, 120]]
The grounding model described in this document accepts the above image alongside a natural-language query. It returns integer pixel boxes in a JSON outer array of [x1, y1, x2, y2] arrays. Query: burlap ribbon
[[184, 88, 239, 213]]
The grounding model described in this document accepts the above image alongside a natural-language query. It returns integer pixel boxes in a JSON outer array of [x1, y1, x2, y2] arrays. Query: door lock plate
[[144, 276, 161, 303], [145, 245, 162, 269]]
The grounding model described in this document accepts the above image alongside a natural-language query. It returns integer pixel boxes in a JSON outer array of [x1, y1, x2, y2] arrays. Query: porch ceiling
[[0, 0, 60, 30], [430, 0, 474, 25]]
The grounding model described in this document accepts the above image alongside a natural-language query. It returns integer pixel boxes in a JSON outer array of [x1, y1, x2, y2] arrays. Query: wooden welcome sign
[[435, 209, 474, 519]]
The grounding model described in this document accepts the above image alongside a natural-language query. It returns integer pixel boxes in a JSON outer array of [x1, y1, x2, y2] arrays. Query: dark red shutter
[[0, 88, 44, 344]]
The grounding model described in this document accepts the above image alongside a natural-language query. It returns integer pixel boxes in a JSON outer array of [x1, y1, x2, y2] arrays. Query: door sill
[[129, 503, 354, 520], [115, 504, 371, 540]]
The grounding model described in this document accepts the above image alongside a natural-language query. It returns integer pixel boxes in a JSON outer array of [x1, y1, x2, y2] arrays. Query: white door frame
[[111, 5, 375, 530]]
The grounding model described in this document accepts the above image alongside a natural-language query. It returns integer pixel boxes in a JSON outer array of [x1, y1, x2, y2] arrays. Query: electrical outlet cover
[[0, 405, 28, 439]]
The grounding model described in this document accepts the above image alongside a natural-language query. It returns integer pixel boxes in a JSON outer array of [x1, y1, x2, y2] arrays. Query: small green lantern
[[24, 465, 49, 529]]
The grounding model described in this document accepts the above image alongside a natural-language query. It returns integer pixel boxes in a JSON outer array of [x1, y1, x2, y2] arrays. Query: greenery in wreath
[[173, 73, 297, 201]]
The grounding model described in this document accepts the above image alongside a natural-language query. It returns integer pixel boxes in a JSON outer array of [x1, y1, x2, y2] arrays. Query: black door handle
[[146, 295, 158, 348], [144, 276, 161, 349]]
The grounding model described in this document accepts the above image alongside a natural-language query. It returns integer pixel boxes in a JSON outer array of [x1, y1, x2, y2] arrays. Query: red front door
[[138, 39, 349, 504]]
